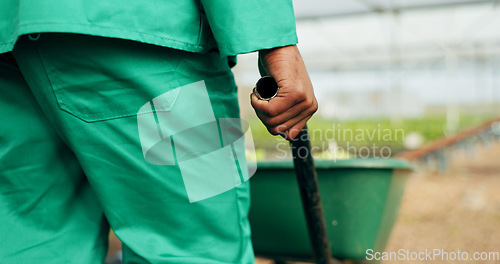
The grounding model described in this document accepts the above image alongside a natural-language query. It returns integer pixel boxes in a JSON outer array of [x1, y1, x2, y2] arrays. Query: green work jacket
[[0, 0, 298, 57]]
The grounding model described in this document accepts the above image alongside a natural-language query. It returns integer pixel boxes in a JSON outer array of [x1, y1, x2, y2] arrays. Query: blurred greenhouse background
[[233, 0, 500, 160], [237, 1, 500, 263]]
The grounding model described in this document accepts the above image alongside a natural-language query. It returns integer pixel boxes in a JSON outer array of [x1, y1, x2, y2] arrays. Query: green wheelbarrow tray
[[249, 158, 413, 263]]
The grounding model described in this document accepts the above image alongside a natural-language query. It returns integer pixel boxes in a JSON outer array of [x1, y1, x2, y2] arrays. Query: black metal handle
[[290, 126, 333, 264], [254, 76, 333, 264], [253, 76, 279, 101]]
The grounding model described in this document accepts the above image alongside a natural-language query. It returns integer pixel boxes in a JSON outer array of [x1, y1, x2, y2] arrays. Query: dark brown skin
[[251, 45, 318, 140]]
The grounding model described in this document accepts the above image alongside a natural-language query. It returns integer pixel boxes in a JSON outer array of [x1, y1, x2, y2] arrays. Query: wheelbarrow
[[251, 77, 413, 263], [249, 159, 412, 263]]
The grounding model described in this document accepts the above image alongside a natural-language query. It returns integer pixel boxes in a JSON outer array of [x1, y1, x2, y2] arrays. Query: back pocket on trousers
[[39, 34, 182, 122]]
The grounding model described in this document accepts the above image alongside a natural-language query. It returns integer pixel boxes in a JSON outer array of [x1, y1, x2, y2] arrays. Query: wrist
[[258, 45, 300, 77], [259, 44, 298, 59]]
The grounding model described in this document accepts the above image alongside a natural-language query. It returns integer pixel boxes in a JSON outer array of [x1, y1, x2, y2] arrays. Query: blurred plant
[[247, 114, 493, 161]]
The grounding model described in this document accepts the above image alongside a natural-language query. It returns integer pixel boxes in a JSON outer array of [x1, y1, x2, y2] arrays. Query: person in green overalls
[[0, 1, 318, 263]]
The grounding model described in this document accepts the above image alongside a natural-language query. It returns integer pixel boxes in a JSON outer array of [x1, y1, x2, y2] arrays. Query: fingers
[[251, 91, 304, 118], [284, 115, 311, 139], [258, 100, 316, 134], [258, 97, 316, 127], [252, 91, 318, 139]]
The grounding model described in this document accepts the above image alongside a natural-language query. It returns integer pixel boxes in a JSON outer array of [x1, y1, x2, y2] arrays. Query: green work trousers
[[0, 33, 253, 264]]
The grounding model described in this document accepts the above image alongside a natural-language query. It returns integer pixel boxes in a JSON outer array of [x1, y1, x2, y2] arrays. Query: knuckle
[[294, 90, 307, 102], [288, 130, 299, 139], [291, 126, 302, 135], [266, 106, 279, 117], [311, 101, 319, 113], [268, 127, 280, 135], [302, 98, 317, 114], [250, 99, 257, 108], [253, 103, 274, 116], [269, 124, 286, 135], [304, 98, 313, 107], [251, 100, 262, 111]]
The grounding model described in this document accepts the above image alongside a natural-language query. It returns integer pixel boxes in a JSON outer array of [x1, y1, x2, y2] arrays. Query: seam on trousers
[[27, 36, 75, 125]]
